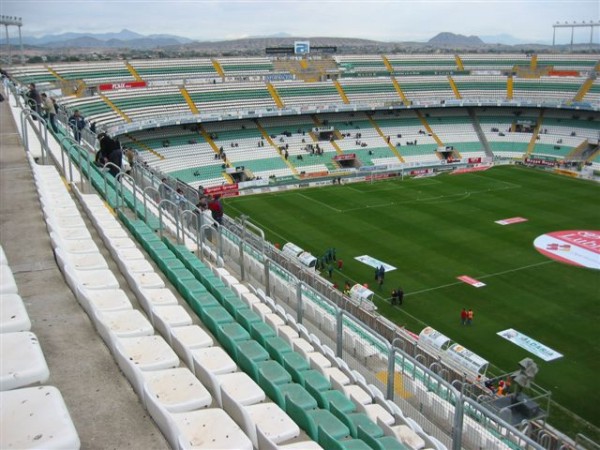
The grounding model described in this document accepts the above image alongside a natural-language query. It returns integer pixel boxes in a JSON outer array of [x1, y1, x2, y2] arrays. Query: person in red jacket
[[207, 194, 223, 226], [460, 308, 468, 326]]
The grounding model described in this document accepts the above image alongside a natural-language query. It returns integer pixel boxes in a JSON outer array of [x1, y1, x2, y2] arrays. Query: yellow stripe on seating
[[448, 76, 462, 100], [125, 62, 143, 81], [266, 83, 285, 109], [525, 110, 544, 157], [382, 55, 394, 73], [46, 66, 64, 81], [367, 115, 404, 163], [99, 93, 132, 123], [391, 77, 410, 106], [179, 87, 199, 114], [573, 78, 594, 102], [333, 80, 350, 104], [415, 110, 443, 147], [212, 59, 225, 78], [376, 371, 411, 399]]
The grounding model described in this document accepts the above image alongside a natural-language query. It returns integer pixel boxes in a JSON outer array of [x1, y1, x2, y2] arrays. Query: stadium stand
[[3, 52, 599, 449]]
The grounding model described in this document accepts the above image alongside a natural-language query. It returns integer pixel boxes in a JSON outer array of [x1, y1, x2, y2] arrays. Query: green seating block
[[257, 360, 291, 386], [179, 279, 208, 303], [200, 305, 235, 334], [186, 292, 219, 317], [249, 320, 277, 345], [357, 426, 408, 450], [331, 402, 383, 440], [235, 340, 270, 379], [299, 370, 331, 392], [238, 310, 264, 333], [319, 426, 372, 450], [311, 388, 356, 414], [217, 322, 251, 357], [264, 336, 294, 364], [166, 267, 194, 290], [281, 351, 311, 383], [287, 398, 350, 442], [222, 294, 250, 317]]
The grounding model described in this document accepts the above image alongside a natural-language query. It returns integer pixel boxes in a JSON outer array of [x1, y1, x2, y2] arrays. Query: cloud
[[2, 0, 598, 43]]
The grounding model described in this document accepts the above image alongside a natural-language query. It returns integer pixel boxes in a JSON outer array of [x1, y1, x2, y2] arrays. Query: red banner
[[333, 153, 356, 161], [525, 157, 556, 167], [204, 184, 239, 197], [467, 157, 482, 164], [547, 70, 579, 77], [98, 81, 147, 91]]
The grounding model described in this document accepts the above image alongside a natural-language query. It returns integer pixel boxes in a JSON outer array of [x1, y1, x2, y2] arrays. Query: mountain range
[[0, 29, 554, 49]]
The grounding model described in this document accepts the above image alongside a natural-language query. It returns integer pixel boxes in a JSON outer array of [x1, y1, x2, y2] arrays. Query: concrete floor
[[0, 91, 169, 449]]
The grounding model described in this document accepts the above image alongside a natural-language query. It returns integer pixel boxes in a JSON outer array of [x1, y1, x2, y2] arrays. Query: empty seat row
[[32, 158, 254, 449], [78, 188, 321, 449]]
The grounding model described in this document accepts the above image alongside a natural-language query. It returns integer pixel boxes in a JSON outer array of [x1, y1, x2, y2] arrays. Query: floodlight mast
[[552, 21, 600, 50], [0, 15, 24, 65]]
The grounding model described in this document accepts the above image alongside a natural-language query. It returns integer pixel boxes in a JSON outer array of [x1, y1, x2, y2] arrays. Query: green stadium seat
[[281, 351, 311, 383], [357, 426, 408, 450], [264, 336, 294, 364], [299, 369, 331, 392], [216, 322, 251, 357], [318, 425, 372, 450], [238, 310, 265, 334], [286, 396, 350, 442], [235, 340, 270, 379], [331, 402, 384, 440], [185, 291, 220, 318], [200, 305, 235, 334]]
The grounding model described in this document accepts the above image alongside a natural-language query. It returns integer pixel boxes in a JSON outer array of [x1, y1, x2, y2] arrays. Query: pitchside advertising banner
[[204, 184, 239, 197], [533, 230, 600, 270], [98, 81, 147, 91], [354, 255, 397, 272], [497, 329, 563, 361]]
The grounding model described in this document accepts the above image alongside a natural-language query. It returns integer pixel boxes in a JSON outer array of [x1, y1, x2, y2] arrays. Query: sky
[[1, 0, 599, 44]]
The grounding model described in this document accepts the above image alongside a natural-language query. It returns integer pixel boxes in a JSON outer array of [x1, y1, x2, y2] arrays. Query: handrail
[[116, 172, 137, 213], [20, 109, 49, 165], [158, 199, 181, 242]]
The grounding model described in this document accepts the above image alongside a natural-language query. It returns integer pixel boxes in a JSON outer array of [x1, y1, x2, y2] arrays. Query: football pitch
[[224, 165, 600, 427]]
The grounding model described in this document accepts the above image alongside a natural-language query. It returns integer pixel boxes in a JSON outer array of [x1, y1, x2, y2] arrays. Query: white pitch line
[[296, 193, 342, 212], [407, 260, 554, 297]]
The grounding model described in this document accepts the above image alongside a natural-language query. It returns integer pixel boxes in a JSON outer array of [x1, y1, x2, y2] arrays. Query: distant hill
[[428, 32, 484, 46], [0, 29, 193, 48]]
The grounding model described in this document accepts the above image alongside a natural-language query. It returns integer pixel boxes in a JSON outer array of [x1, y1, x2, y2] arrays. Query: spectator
[[159, 177, 170, 200], [208, 194, 224, 226], [96, 133, 118, 167], [174, 188, 186, 209], [467, 308, 474, 326], [26, 83, 42, 115], [107, 144, 123, 177], [41, 93, 58, 133], [68, 109, 85, 143], [124, 147, 135, 174]]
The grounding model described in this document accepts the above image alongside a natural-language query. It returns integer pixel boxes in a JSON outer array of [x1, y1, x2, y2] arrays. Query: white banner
[[354, 255, 396, 272], [497, 329, 563, 361]]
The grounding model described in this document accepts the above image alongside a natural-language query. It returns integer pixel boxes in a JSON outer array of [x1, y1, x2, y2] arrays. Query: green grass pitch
[[224, 165, 600, 427]]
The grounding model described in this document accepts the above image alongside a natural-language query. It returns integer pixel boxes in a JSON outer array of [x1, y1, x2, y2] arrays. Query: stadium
[[1, 15, 599, 450]]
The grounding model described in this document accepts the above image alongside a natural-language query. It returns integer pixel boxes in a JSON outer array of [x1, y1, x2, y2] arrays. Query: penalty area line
[[407, 260, 554, 297]]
